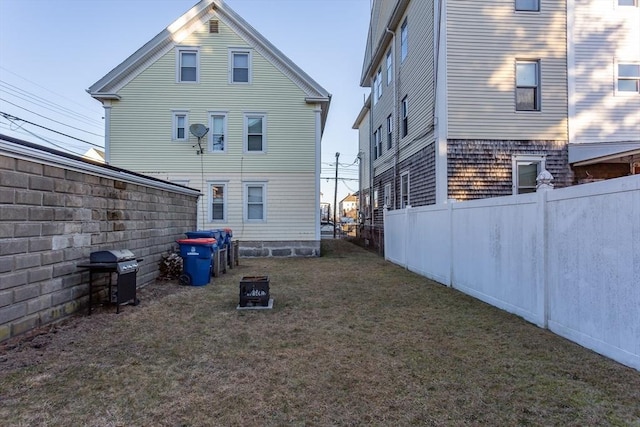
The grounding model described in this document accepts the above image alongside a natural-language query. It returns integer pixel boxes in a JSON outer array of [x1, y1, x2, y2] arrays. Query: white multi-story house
[[88, 0, 331, 256], [356, 0, 639, 227]]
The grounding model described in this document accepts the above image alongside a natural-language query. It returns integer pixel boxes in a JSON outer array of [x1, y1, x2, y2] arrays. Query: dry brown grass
[[1, 240, 639, 426]]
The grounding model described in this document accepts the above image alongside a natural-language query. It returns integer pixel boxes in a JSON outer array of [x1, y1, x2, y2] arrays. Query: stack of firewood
[[158, 251, 183, 280]]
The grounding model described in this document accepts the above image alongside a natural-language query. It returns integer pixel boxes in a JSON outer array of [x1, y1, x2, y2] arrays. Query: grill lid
[[90, 249, 136, 263]]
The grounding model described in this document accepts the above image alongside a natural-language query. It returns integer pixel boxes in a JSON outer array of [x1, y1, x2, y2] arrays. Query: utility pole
[[334, 152, 339, 239]]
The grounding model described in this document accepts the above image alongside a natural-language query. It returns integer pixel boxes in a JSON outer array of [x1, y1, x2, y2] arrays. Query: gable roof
[[88, 0, 331, 132]]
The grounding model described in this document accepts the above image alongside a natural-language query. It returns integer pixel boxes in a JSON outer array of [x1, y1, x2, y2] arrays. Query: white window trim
[[384, 183, 392, 208], [400, 171, 410, 208], [243, 182, 267, 222], [387, 114, 393, 150], [615, 60, 640, 95], [172, 110, 189, 141], [175, 46, 200, 83], [209, 181, 228, 222], [401, 96, 409, 137], [400, 19, 408, 63], [229, 48, 252, 84], [515, 0, 540, 12], [373, 188, 379, 210], [512, 155, 546, 195], [243, 113, 267, 153], [208, 111, 228, 153], [375, 68, 383, 101], [515, 59, 541, 112]]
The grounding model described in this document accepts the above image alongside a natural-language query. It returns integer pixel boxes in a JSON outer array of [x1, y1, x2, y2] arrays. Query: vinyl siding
[[106, 16, 320, 243], [151, 172, 317, 242], [571, 0, 640, 143], [447, 0, 568, 140]]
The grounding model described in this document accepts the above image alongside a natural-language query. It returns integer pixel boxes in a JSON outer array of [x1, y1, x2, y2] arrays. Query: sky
[[0, 0, 371, 204]]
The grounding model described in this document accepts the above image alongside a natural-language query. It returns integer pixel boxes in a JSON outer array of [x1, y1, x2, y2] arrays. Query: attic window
[[209, 20, 219, 34]]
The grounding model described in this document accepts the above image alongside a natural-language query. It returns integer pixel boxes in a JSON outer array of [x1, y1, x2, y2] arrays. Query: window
[[176, 47, 199, 83], [209, 113, 227, 152], [373, 126, 382, 159], [515, 0, 539, 11], [386, 114, 393, 150], [374, 188, 379, 209], [230, 50, 251, 83], [386, 50, 393, 85], [617, 63, 640, 93], [401, 96, 408, 137], [618, 0, 637, 6], [172, 111, 189, 141], [245, 183, 266, 221], [400, 172, 410, 208], [373, 68, 382, 104], [512, 155, 545, 194], [400, 19, 408, 62], [244, 114, 266, 152], [210, 183, 226, 221], [516, 60, 540, 111], [384, 183, 392, 208]]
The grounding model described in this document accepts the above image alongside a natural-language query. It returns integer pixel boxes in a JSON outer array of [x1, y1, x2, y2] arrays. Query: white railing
[[384, 175, 640, 370]]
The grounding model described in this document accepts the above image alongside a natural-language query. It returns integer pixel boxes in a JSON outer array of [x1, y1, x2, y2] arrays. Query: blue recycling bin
[[185, 230, 223, 275], [177, 238, 217, 286]]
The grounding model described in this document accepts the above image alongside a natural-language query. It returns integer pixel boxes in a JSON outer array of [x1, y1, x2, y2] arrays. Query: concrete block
[[0, 170, 29, 188], [271, 248, 292, 257], [0, 224, 13, 239], [51, 288, 73, 306], [0, 271, 27, 290], [53, 262, 75, 277], [71, 234, 91, 248], [63, 223, 82, 234], [63, 247, 86, 261], [54, 208, 74, 221], [0, 188, 15, 203], [0, 324, 10, 342], [16, 159, 43, 175], [42, 222, 65, 236], [29, 237, 53, 252], [0, 238, 28, 256], [11, 314, 39, 336], [15, 190, 42, 205], [52, 235, 70, 250], [29, 175, 54, 191], [43, 165, 65, 179], [0, 302, 25, 324], [14, 253, 41, 270], [28, 266, 53, 282], [0, 289, 13, 307], [40, 278, 64, 295], [65, 195, 84, 207], [14, 223, 42, 238], [41, 250, 64, 265], [0, 255, 13, 273], [27, 294, 51, 315], [1, 206, 28, 221], [43, 192, 65, 207], [0, 155, 16, 170], [29, 207, 54, 221], [14, 283, 41, 302]]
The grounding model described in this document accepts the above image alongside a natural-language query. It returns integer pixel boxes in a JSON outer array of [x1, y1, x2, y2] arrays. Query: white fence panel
[[451, 195, 543, 326], [384, 175, 640, 370], [546, 178, 640, 369]]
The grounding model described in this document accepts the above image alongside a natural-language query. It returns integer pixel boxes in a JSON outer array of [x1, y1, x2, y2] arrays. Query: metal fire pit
[[239, 276, 270, 307]]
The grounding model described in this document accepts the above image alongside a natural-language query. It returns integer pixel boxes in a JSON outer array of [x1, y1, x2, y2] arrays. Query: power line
[[0, 98, 104, 137], [0, 111, 103, 149], [0, 120, 87, 155]]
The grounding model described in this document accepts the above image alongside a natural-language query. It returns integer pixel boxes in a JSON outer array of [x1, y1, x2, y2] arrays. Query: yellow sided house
[[88, 0, 331, 257]]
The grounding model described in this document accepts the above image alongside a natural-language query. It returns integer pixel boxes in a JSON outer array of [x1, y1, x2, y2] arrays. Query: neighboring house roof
[[82, 147, 105, 163], [87, 0, 331, 133], [340, 193, 358, 204]]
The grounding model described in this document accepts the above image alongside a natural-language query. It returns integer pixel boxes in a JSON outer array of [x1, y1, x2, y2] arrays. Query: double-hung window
[[176, 47, 199, 83], [400, 19, 408, 62], [401, 96, 408, 137], [618, 0, 637, 6], [384, 183, 392, 209], [245, 114, 266, 153], [386, 50, 393, 85], [172, 110, 189, 141], [387, 114, 393, 150], [375, 68, 383, 101], [516, 60, 540, 111], [617, 63, 640, 93], [230, 49, 251, 83], [373, 126, 382, 159], [209, 112, 227, 152], [400, 172, 410, 208], [210, 183, 227, 221], [512, 155, 545, 194], [245, 182, 266, 221], [515, 0, 540, 11]]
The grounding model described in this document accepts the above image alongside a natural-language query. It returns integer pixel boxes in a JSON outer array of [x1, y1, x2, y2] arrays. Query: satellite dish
[[189, 123, 209, 139]]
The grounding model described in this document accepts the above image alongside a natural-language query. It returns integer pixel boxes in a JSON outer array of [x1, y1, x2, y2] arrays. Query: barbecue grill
[[78, 249, 141, 314]]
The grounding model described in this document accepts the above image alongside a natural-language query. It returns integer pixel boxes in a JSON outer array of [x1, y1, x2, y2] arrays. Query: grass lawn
[[1, 240, 639, 426]]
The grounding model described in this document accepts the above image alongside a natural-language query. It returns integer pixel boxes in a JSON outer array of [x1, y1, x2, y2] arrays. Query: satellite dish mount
[[189, 124, 209, 155]]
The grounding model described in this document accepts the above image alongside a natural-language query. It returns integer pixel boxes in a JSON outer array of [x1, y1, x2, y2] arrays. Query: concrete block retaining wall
[[0, 136, 200, 342]]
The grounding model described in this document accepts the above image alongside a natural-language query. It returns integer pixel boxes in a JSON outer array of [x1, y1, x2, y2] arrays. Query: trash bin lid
[[177, 238, 217, 246]]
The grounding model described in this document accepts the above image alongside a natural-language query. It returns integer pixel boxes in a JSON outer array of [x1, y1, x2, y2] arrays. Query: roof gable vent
[[209, 20, 219, 34]]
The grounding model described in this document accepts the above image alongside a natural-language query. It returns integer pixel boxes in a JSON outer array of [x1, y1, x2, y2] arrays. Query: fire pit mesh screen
[[239, 276, 270, 307]]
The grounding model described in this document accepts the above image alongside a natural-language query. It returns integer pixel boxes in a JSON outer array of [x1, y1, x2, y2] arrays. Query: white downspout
[[103, 100, 112, 164], [434, 0, 448, 204], [314, 106, 322, 242]]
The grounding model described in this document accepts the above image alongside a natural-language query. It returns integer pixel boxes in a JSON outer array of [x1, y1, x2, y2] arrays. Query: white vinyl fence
[[385, 175, 640, 370]]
